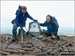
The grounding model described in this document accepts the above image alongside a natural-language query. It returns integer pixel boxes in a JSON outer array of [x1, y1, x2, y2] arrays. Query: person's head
[[21, 6, 27, 13], [46, 15, 51, 23]]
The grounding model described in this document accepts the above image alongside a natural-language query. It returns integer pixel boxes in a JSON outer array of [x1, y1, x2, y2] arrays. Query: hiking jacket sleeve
[[27, 12, 35, 20], [15, 12, 20, 26], [40, 21, 47, 26]]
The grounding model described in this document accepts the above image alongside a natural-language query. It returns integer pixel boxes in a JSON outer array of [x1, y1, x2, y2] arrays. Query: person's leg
[[47, 25, 60, 40], [45, 30, 52, 36], [18, 28, 21, 36], [12, 23, 18, 40], [54, 28, 60, 40], [46, 25, 54, 36], [18, 26, 25, 37]]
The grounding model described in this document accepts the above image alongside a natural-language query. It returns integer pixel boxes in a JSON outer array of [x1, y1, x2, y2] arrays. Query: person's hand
[[52, 35, 56, 39], [20, 25, 23, 28], [34, 20, 38, 22], [38, 22, 40, 24]]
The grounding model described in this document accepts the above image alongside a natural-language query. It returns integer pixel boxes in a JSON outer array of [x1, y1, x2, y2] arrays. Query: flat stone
[[23, 55, 35, 56], [22, 48, 34, 51], [50, 49, 58, 54], [8, 54, 19, 56], [23, 44, 32, 48], [0, 50, 10, 55], [8, 44, 22, 49], [33, 48, 41, 53], [32, 40, 44, 47], [1, 44, 8, 49]]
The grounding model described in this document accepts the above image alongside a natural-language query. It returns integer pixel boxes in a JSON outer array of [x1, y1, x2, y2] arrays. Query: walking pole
[[20, 27, 23, 44]]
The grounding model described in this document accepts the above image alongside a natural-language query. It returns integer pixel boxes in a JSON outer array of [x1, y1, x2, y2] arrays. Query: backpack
[[51, 16, 59, 28], [11, 5, 22, 24], [15, 5, 22, 15]]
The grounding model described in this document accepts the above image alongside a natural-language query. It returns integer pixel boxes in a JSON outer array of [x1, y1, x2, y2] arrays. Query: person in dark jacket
[[38, 15, 59, 40], [12, 6, 37, 42]]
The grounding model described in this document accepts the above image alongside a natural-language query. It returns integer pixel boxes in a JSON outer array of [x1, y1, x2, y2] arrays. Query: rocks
[[8, 44, 22, 49], [0, 50, 10, 55], [32, 40, 44, 47], [0, 34, 74, 56]]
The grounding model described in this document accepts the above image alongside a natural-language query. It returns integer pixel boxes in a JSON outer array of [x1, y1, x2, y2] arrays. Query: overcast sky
[[1, 1, 74, 34]]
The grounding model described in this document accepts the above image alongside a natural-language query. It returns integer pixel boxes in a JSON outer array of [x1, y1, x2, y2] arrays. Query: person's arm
[[38, 21, 47, 27], [27, 12, 35, 20], [15, 12, 20, 26]]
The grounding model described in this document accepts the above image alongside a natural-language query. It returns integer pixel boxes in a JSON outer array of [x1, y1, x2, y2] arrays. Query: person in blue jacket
[[38, 15, 60, 40], [12, 6, 37, 42]]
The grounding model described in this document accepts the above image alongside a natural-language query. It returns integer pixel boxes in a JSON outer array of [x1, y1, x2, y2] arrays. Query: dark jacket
[[15, 12, 35, 26], [40, 17, 59, 35]]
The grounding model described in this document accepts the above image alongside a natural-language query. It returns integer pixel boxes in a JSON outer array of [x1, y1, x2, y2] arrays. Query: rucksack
[[11, 5, 22, 24], [51, 16, 59, 28], [15, 5, 22, 15]]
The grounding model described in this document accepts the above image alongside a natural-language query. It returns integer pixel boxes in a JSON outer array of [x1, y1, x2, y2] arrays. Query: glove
[[34, 20, 38, 22], [52, 35, 56, 40]]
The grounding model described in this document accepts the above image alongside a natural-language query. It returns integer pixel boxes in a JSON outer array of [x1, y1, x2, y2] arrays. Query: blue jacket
[[15, 12, 35, 26], [40, 16, 59, 35]]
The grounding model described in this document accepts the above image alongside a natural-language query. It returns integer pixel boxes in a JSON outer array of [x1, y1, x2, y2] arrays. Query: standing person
[[38, 15, 59, 40], [11, 6, 37, 42]]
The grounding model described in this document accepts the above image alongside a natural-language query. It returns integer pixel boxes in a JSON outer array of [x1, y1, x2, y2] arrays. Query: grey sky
[[1, 1, 74, 34]]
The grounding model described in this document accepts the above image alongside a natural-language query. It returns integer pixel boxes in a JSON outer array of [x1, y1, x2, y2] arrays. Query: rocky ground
[[0, 34, 75, 56]]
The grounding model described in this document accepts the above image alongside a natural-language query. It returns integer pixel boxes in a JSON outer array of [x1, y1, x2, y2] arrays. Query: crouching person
[[38, 15, 60, 40], [11, 6, 37, 42]]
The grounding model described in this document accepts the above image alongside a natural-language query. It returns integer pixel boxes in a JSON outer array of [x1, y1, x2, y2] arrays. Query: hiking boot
[[10, 39, 17, 43], [57, 36, 60, 40]]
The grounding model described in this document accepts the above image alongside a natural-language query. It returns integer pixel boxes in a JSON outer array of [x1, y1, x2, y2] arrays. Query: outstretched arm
[[27, 12, 35, 20], [38, 21, 47, 27]]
